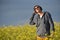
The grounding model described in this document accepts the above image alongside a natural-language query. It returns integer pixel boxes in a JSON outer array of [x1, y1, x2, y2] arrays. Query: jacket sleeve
[[46, 12, 55, 32], [29, 13, 37, 25]]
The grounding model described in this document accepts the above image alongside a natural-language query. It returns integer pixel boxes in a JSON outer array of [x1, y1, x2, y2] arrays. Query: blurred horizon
[[0, 0, 60, 26]]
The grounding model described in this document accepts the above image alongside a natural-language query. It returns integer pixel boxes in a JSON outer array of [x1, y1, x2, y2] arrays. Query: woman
[[29, 5, 55, 40]]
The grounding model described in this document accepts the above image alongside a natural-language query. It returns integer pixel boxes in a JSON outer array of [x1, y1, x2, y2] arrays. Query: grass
[[0, 22, 60, 40]]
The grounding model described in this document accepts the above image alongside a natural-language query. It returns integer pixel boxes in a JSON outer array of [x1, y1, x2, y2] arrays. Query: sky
[[0, 0, 60, 26]]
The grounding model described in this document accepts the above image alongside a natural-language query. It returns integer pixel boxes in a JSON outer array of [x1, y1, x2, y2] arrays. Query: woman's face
[[34, 7, 41, 13]]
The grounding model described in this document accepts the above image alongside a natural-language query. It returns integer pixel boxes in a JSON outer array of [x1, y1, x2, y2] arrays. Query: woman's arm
[[46, 12, 55, 32], [29, 13, 36, 25]]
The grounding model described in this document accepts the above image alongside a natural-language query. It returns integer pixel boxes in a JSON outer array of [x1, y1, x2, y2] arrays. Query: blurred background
[[0, 0, 60, 26]]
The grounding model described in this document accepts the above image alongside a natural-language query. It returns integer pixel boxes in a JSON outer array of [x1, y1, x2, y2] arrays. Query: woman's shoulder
[[44, 11, 51, 16]]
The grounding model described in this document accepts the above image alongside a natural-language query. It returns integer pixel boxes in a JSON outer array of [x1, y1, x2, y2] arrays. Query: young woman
[[29, 5, 55, 40]]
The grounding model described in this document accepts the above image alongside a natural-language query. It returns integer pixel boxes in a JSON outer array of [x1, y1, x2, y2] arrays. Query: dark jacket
[[29, 11, 55, 37]]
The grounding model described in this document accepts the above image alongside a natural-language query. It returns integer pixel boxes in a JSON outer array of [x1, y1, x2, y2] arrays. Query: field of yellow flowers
[[0, 22, 60, 40]]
